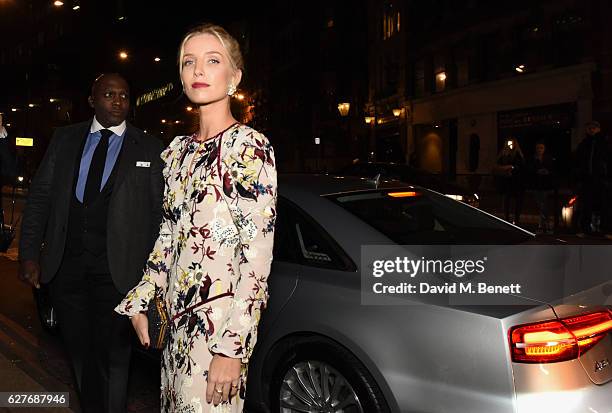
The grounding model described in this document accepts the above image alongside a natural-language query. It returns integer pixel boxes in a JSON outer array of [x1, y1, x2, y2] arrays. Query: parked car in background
[[335, 161, 480, 208]]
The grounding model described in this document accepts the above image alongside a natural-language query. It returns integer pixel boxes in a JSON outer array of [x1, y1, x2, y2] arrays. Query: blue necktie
[[84, 129, 112, 203]]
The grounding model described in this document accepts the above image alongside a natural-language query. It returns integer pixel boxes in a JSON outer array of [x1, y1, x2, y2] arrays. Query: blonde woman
[[115, 24, 277, 412]]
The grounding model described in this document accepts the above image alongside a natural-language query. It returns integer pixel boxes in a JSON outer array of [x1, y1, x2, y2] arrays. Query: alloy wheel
[[280, 360, 364, 413]]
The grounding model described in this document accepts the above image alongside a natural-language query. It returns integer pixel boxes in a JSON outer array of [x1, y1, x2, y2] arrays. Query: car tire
[[267, 337, 390, 413], [32, 285, 58, 334]]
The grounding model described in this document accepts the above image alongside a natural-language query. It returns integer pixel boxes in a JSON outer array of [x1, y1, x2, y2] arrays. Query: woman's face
[[180, 33, 240, 106], [535, 143, 545, 156]]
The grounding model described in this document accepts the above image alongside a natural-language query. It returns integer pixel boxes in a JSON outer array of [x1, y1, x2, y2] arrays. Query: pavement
[[0, 253, 161, 413], [0, 257, 77, 413]]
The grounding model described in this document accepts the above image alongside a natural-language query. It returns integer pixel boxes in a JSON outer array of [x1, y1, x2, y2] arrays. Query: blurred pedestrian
[[526, 141, 555, 233], [115, 24, 277, 412], [18, 74, 164, 412], [573, 121, 612, 236], [0, 113, 17, 178], [0, 113, 18, 250], [494, 137, 525, 225]]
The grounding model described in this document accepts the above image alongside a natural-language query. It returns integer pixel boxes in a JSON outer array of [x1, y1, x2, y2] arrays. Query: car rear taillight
[[509, 310, 612, 363]]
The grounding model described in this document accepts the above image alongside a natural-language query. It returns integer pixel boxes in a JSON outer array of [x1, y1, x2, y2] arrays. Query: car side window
[[277, 197, 354, 270], [294, 215, 350, 270]]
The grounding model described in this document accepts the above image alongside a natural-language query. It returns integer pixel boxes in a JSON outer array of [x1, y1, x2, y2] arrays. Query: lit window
[[434, 54, 446, 92], [435, 71, 446, 92], [383, 11, 401, 40], [383, 16, 387, 40]]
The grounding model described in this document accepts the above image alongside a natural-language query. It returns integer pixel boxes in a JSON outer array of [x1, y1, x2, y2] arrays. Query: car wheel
[[32, 286, 58, 333], [269, 338, 389, 413]]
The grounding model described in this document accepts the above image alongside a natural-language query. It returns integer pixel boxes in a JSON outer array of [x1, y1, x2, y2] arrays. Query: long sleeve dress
[[115, 123, 277, 412]]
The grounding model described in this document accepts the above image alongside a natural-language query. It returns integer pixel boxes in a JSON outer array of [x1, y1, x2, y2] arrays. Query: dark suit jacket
[[19, 120, 164, 294]]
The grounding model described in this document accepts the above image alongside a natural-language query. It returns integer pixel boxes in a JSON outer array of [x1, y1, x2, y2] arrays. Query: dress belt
[[171, 292, 234, 322]]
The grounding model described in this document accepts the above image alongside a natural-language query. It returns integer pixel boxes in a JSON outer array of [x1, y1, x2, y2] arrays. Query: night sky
[[0, 0, 264, 108]]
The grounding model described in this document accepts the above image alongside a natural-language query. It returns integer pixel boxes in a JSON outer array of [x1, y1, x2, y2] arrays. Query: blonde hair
[[178, 23, 244, 76]]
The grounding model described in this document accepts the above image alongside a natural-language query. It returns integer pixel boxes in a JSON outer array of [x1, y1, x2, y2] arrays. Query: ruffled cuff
[[114, 280, 156, 317]]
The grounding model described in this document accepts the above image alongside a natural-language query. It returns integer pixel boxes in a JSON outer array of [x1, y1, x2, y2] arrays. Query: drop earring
[[227, 84, 236, 96]]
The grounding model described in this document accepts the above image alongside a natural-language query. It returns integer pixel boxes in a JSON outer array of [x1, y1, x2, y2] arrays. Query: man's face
[[586, 125, 601, 136], [89, 75, 130, 127]]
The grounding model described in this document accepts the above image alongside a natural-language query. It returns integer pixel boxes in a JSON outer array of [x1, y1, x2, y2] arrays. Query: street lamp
[[364, 116, 375, 124], [392, 108, 401, 117], [154, 57, 161, 62], [118, 51, 128, 60], [186, 106, 193, 112], [337, 102, 350, 117], [236, 93, 245, 101], [53, 1, 64, 6]]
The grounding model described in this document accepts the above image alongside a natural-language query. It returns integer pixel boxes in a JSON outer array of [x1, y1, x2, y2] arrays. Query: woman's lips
[[192, 82, 210, 89]]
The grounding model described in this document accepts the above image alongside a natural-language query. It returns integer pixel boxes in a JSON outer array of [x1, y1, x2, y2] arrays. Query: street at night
[[1, 1, 612, 413]]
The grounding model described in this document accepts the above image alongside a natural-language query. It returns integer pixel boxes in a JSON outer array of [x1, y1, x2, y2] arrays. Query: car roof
[[278, 173, 411, 197]]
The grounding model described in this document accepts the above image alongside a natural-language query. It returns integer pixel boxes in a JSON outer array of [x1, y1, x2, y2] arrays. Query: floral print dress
[[115, 123, 277, 412]]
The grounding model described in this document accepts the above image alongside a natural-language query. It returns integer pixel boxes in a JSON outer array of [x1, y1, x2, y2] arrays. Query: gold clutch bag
[[147, 286, 169, 350]]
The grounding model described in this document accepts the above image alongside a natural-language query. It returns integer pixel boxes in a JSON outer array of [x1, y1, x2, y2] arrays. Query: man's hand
[[130, 313, 150, 349], [206, 354, 242, 406], [18, 260, 40, 289]]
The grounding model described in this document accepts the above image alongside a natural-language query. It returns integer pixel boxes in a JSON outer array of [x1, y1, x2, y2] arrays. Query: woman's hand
[[206, 354, 242, 406], [130, 313, 150, 349]]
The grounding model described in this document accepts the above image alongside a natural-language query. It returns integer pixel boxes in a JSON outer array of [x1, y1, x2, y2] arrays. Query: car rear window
[[327, 189, 532, 244]]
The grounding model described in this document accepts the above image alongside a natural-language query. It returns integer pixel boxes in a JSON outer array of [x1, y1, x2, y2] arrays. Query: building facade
[[260, 0, 369, 172], [367, 0, 612, 186]]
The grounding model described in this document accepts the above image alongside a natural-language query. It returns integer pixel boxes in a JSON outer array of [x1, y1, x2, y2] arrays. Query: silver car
[[245, 174, 612, 413]]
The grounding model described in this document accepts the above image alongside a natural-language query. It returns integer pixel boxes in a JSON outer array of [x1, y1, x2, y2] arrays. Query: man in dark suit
[[18, 73, 164, 413]]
